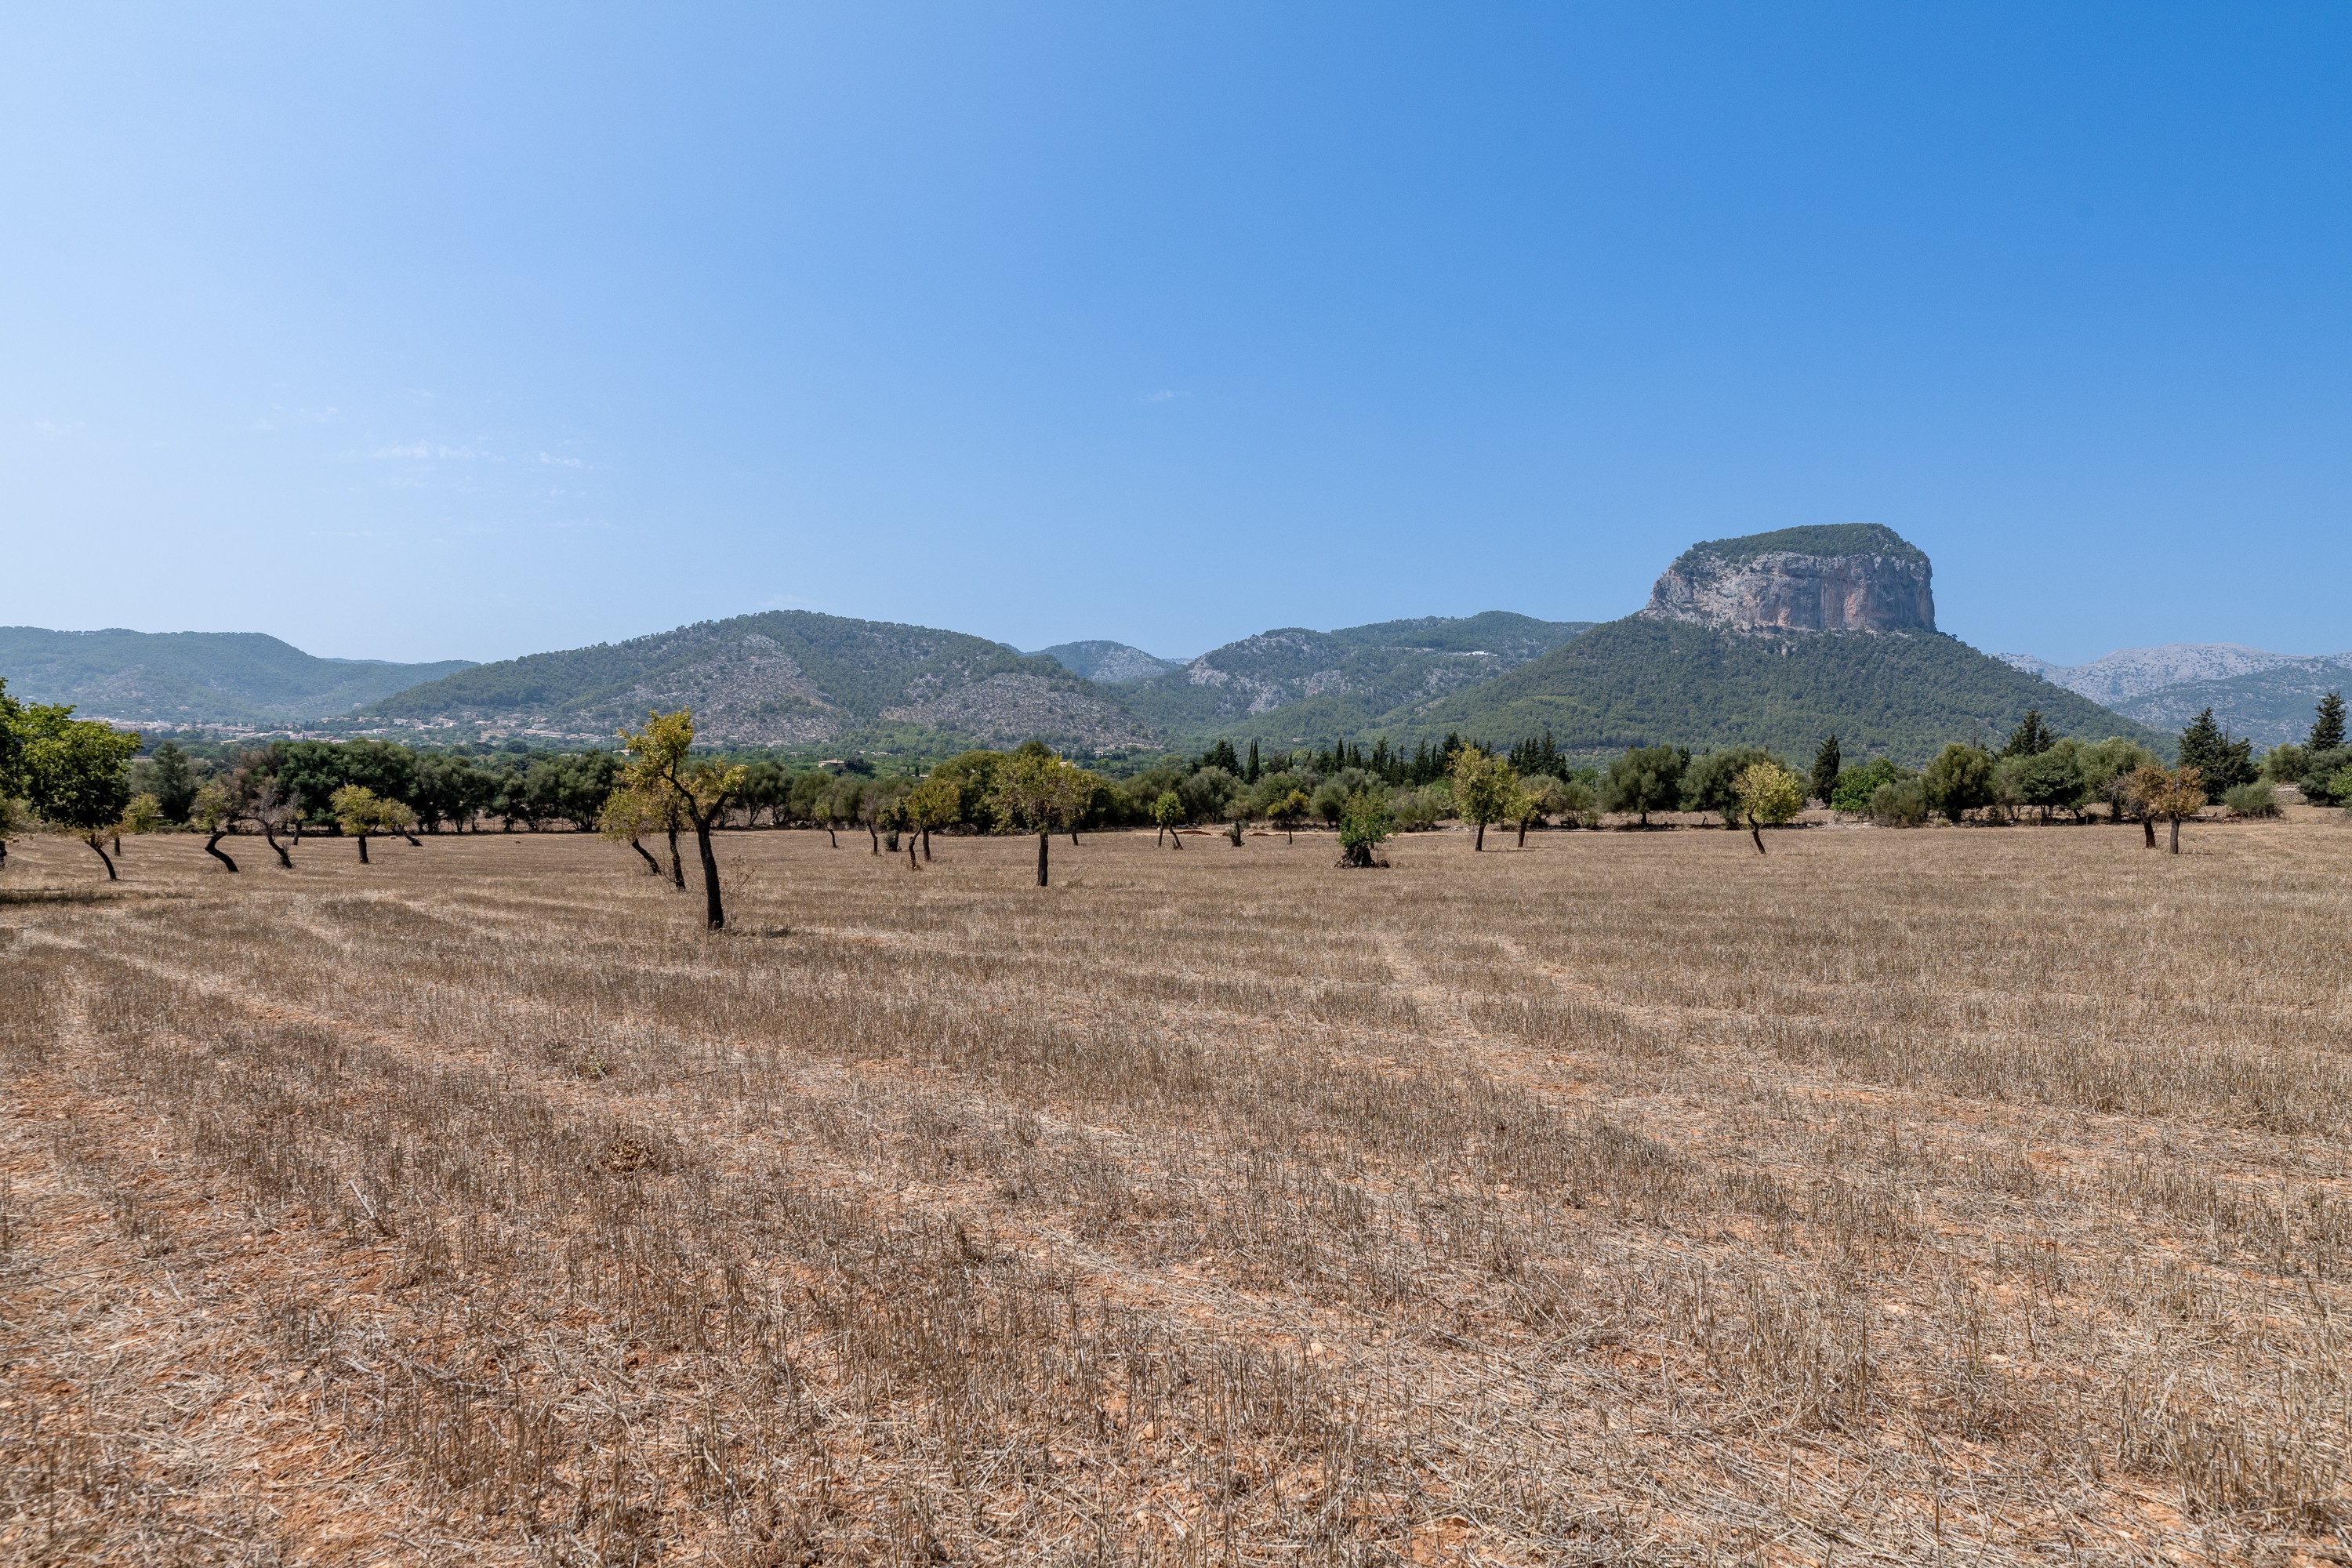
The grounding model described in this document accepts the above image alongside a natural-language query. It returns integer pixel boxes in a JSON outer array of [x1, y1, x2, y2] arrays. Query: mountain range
[[0, 626, 474, 724], [1998, 644, 2352, 746], [14, 524, 2307, 761]]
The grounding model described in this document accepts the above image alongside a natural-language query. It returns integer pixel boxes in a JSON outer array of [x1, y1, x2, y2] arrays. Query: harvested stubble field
[[4, 812, 2350, 1568]]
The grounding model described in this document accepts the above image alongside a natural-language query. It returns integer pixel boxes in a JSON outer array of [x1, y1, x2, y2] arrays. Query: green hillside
[[0, 626, 474, 724], [364, 610, 1153, 753], [1121, 611, 1595, 745], [1396, 616, 2169, 762]]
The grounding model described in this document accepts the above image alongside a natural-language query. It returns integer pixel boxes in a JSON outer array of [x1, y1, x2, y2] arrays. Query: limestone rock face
[[1642, 524, 1935, 634]]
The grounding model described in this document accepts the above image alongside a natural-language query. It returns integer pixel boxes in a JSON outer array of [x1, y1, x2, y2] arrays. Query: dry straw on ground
[[3, 809, 2349, 1566]]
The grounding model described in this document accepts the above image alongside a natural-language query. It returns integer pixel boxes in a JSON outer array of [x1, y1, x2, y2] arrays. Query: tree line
[[5, 676, 2340, 917]]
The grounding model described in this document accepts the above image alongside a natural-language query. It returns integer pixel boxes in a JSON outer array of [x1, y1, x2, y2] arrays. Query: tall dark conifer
[[1809, 734, 1842, 804], [1244, 739, 1261, 784], [2001, 710, 2055, 758], [2311, 691, 2347, 753]]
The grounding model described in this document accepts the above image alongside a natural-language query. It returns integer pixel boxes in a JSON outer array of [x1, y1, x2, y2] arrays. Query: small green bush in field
[[1870, 778, 1930, 826], [2222, 782, 2280, 819]]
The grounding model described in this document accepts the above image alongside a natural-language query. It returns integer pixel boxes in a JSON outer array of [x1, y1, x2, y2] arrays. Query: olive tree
[[24, 715, 141, 879], [1337, 789, 1393, 868], [993, 748, 1092, 886], [1921, 742, 1996, 823], [2131, 763, 2205, 855], [191, 780, 241, 872], [1450, 745, 1517, 851], [1733, 761, 1805, 855], [621, 710, 746, 931], [598, 785, 674, 880], [1602, 746, 1685, 828]]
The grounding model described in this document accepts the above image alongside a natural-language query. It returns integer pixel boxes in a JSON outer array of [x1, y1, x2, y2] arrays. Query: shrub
[[1869, 779, 1929, 826], [2222, 782, 2281, 819], [1388, 786, 1450, 832]]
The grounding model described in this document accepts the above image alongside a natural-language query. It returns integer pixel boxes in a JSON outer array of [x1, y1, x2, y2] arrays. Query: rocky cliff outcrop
[[1642, 524, 1934, 634]]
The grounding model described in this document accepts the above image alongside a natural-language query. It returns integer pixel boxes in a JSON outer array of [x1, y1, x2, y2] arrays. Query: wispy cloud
[[367, 442, 494, 461], [1142, 389, 1189, 404], [536, 451, 583, 468], [32, 418, 84, 437]]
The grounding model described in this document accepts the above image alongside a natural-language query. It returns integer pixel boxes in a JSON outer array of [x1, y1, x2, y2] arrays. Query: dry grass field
[[4, 811, 2350, 1566]]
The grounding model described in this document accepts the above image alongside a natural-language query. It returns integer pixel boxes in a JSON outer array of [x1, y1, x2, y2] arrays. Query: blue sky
[[4, 5, 2348, 666]]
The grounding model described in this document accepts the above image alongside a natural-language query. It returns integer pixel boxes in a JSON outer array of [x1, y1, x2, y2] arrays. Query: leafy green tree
[[992, 746, 1092, 884], [1450, 745, 1518, 850], [2006, 746, 2085, 824], [1682, 746, 1777, 829], [1733, 761, 1804, 853], [1152, 789, 1185, 848], [2073, 738, 2158, 825], [1809, 734, 1841, 806], [1601, 745, 1686, 827], [2259, 742, 2309, 784], [191, 780, 240, 872], [1337, 789, 1392, 868], [1244, 739, 1261, 784], [904, 775, 963, 862], [121, 792, 165, 840], [1921, 742, 1995, 822], [1829, 756, 1906, 814], [411, 752, 494, 833], [2330, 765, 2352, 811], [2298, 746, 2352, 806], [135, 741, 199, 823], [25, 717, 142, 878], [1179, 765, 1240, 826], [2001, 710, 2056, 758], [1266, 787, 1310, 843], [2311, 690, 2347, 753], [621, 710, 747, 930], [598, 785, 676, 880], [330, 784, 415, 863], [1510, 775, 1574, 847], [2176, 708, 2255, 794]]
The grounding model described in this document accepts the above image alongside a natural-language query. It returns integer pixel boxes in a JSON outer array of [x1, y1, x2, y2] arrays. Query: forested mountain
[[1410, 616, 2167, 762], [362, 610, 1155, 752], [0, 626, 474, 724], [1030, 641, 1181, 684], [1120, 611, 1595, 745]]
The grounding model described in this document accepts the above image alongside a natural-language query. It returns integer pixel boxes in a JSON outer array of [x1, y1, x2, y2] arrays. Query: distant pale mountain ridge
[[0, 626, 475, 724], [1998, 643, 2352, 747], [1996, 643, 2307, 706]]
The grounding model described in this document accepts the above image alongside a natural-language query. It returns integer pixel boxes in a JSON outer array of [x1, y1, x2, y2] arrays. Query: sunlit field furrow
[[4, 814, 2350, 1566]]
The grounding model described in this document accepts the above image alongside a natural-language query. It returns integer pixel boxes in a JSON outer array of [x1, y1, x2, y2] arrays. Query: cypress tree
[[2001, 709, 2056, 758], [2311, 691, 2346, 753], [1809, 734, 1841, 804], [1245, 739, 1261, 784]]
